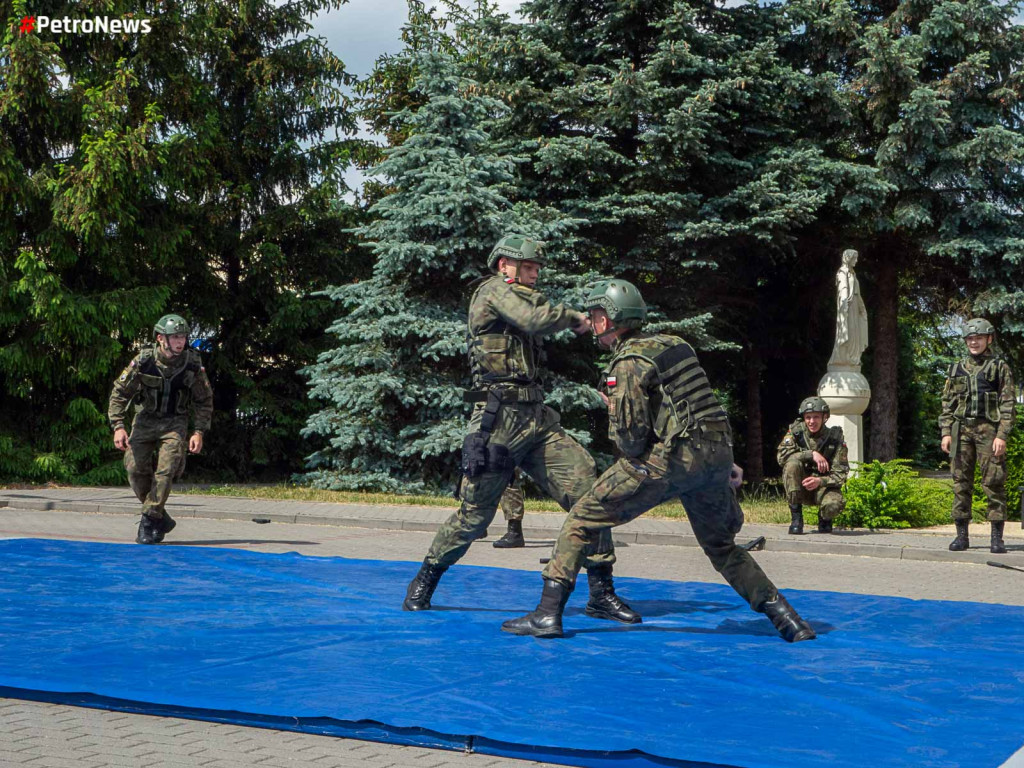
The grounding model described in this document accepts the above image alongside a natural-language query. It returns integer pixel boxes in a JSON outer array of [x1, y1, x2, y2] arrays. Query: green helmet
[[798, 396, 830, 418], [487, 235, 547, 272], [154, 314, 190, 338], [585, 279, 647, 329], [962, 317, 996, 338]]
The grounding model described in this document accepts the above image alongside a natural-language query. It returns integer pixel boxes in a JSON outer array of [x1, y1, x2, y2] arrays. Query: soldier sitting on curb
[[777, 397, 849, 535], [940, 318, 1016, 554]]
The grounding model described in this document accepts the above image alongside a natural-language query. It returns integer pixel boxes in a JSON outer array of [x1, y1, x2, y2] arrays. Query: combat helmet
[[487, 235, 547, 272], [585, 279, 647, 329], [798, 396, 830, 418], [154, 314, 191, 338], [962, 318, 996, 339]]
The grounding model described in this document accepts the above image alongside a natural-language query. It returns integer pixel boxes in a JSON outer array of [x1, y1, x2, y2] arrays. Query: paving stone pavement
[[4, 500, 1024, 767]]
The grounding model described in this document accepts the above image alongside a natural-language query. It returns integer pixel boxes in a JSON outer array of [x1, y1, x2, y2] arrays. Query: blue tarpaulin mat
[[0, 538, 1022, 768]]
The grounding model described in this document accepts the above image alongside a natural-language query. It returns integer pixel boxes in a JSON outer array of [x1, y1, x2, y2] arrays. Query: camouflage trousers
[[543, 432, 778, 611], [427, 402, 613, 569], [124, 416, 187, 520], [781, 459, 845, 521], [499, 469, 525, 522], [951, 420, 1007, 522]]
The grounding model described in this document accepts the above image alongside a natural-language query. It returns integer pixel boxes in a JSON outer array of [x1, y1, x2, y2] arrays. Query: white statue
[[827, 249, 869, 371]]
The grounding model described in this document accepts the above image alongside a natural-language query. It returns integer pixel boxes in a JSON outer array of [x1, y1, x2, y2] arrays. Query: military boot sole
[[402, 599, 431, 611], [788, 627, 817, 643], [492, 534, 525, 549], [787, 527, 804, 535], [949, 540, 970, 552], [991, 544, 1008, 554], [585, 604, 642, 624], [501, 617, 563, 638]]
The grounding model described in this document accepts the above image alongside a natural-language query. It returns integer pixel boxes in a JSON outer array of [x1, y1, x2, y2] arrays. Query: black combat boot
[[991, 521, 1007, 554], [493, 519, 525, 549], [152, 513, 176, 544], [817, 517, 833, 534], [502, 579, 572, 638], [761, 593, 816, 643], [584, 565, 642, 624], [788, 504, 804, 535], [949, 519, 970, 552], [136, 515, 159, 545], [402, 559, 448, 611]]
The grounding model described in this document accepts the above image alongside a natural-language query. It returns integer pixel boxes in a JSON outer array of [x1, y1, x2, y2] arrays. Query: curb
[[4, 499, 1024, 567]]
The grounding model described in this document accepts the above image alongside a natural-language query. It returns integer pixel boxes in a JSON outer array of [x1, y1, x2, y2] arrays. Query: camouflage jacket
[[108, 345, 214, 433], [599, 332, 728, 458], [939, 350, 1015, 440], [776, 420, 849, 489], [467, 275, 585, 390]]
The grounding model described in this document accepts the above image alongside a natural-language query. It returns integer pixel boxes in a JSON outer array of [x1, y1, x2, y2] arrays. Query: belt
[[463, 387, 545, 404], [959, 417, 994, 427]]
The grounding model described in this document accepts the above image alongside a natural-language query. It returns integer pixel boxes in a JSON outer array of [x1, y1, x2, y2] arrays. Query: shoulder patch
[[606, 374, 617, 388], [504, 277, 515, 284], [784, 436, 794, 445]]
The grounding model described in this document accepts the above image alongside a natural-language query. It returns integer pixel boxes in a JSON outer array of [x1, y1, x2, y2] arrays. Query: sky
[[311, 0, 526, 78]]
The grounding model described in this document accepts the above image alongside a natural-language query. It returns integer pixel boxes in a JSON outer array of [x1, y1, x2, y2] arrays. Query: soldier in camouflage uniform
[[403, 236, 639, 624], [108, 314, 213, 545], [940, 318, 1016, 554], [493, 469, 526, 548], [777, 397, 849, 535], [503, 280, 815, 642]]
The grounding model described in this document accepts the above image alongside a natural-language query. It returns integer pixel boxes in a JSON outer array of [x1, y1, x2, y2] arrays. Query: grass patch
[[183, 483, 793, 525]]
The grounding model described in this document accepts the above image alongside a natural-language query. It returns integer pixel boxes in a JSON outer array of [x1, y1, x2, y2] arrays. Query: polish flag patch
[[606, 375, 617, 388]]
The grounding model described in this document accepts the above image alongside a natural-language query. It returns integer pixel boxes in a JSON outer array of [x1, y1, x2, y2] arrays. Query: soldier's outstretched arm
[[490, 282, 585, 336]]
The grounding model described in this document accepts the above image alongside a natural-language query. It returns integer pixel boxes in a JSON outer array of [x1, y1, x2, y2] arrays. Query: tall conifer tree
[[303, 4, 582, 491]]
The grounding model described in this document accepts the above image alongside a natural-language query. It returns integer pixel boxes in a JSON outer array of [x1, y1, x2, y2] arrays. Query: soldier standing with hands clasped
[[108, 314, 213, 545], [940, 318, 1016, 554]]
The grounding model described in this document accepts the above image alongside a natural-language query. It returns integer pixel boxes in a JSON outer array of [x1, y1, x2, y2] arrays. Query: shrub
[[838, 459, 951, 529]]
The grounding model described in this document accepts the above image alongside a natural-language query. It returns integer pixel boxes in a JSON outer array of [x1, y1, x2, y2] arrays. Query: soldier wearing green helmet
[[108, 313, 214, 545], [776, 397, 849, 535], [404, 235, 640, 625], [503, 278, 816, 643], [940, 317, 1015, 554]]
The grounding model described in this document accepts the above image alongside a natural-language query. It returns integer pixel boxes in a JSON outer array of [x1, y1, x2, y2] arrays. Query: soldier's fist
[[113, 428, 129, 452], [189, 433, 204, 454], [941, 436, 951, 454], [993, 437, 1007, 458], [729, 464, 743, 490]]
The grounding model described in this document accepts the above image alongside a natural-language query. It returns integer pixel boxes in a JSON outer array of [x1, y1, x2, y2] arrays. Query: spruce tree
[[784, 0, 1024, 460], [303, 4, 583, 492]]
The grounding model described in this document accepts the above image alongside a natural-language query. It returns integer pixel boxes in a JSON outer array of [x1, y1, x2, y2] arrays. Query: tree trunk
[[745, 345, 765, 484], [869, 253, 899, 461]]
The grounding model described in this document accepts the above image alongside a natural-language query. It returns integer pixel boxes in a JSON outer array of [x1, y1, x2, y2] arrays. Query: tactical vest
[[134, 348, 202, 418], [947, 356, 1003, 422], [790, 420, 843, 463], [610, 333, 727, 442], [466, 278, 543, 389]]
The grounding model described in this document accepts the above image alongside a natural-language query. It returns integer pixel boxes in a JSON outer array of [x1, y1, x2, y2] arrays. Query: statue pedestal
[[818, 368, 870, 467]]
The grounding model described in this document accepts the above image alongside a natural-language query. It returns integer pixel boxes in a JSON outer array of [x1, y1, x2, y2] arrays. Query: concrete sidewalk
[[2, 485, 1023, 566]]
